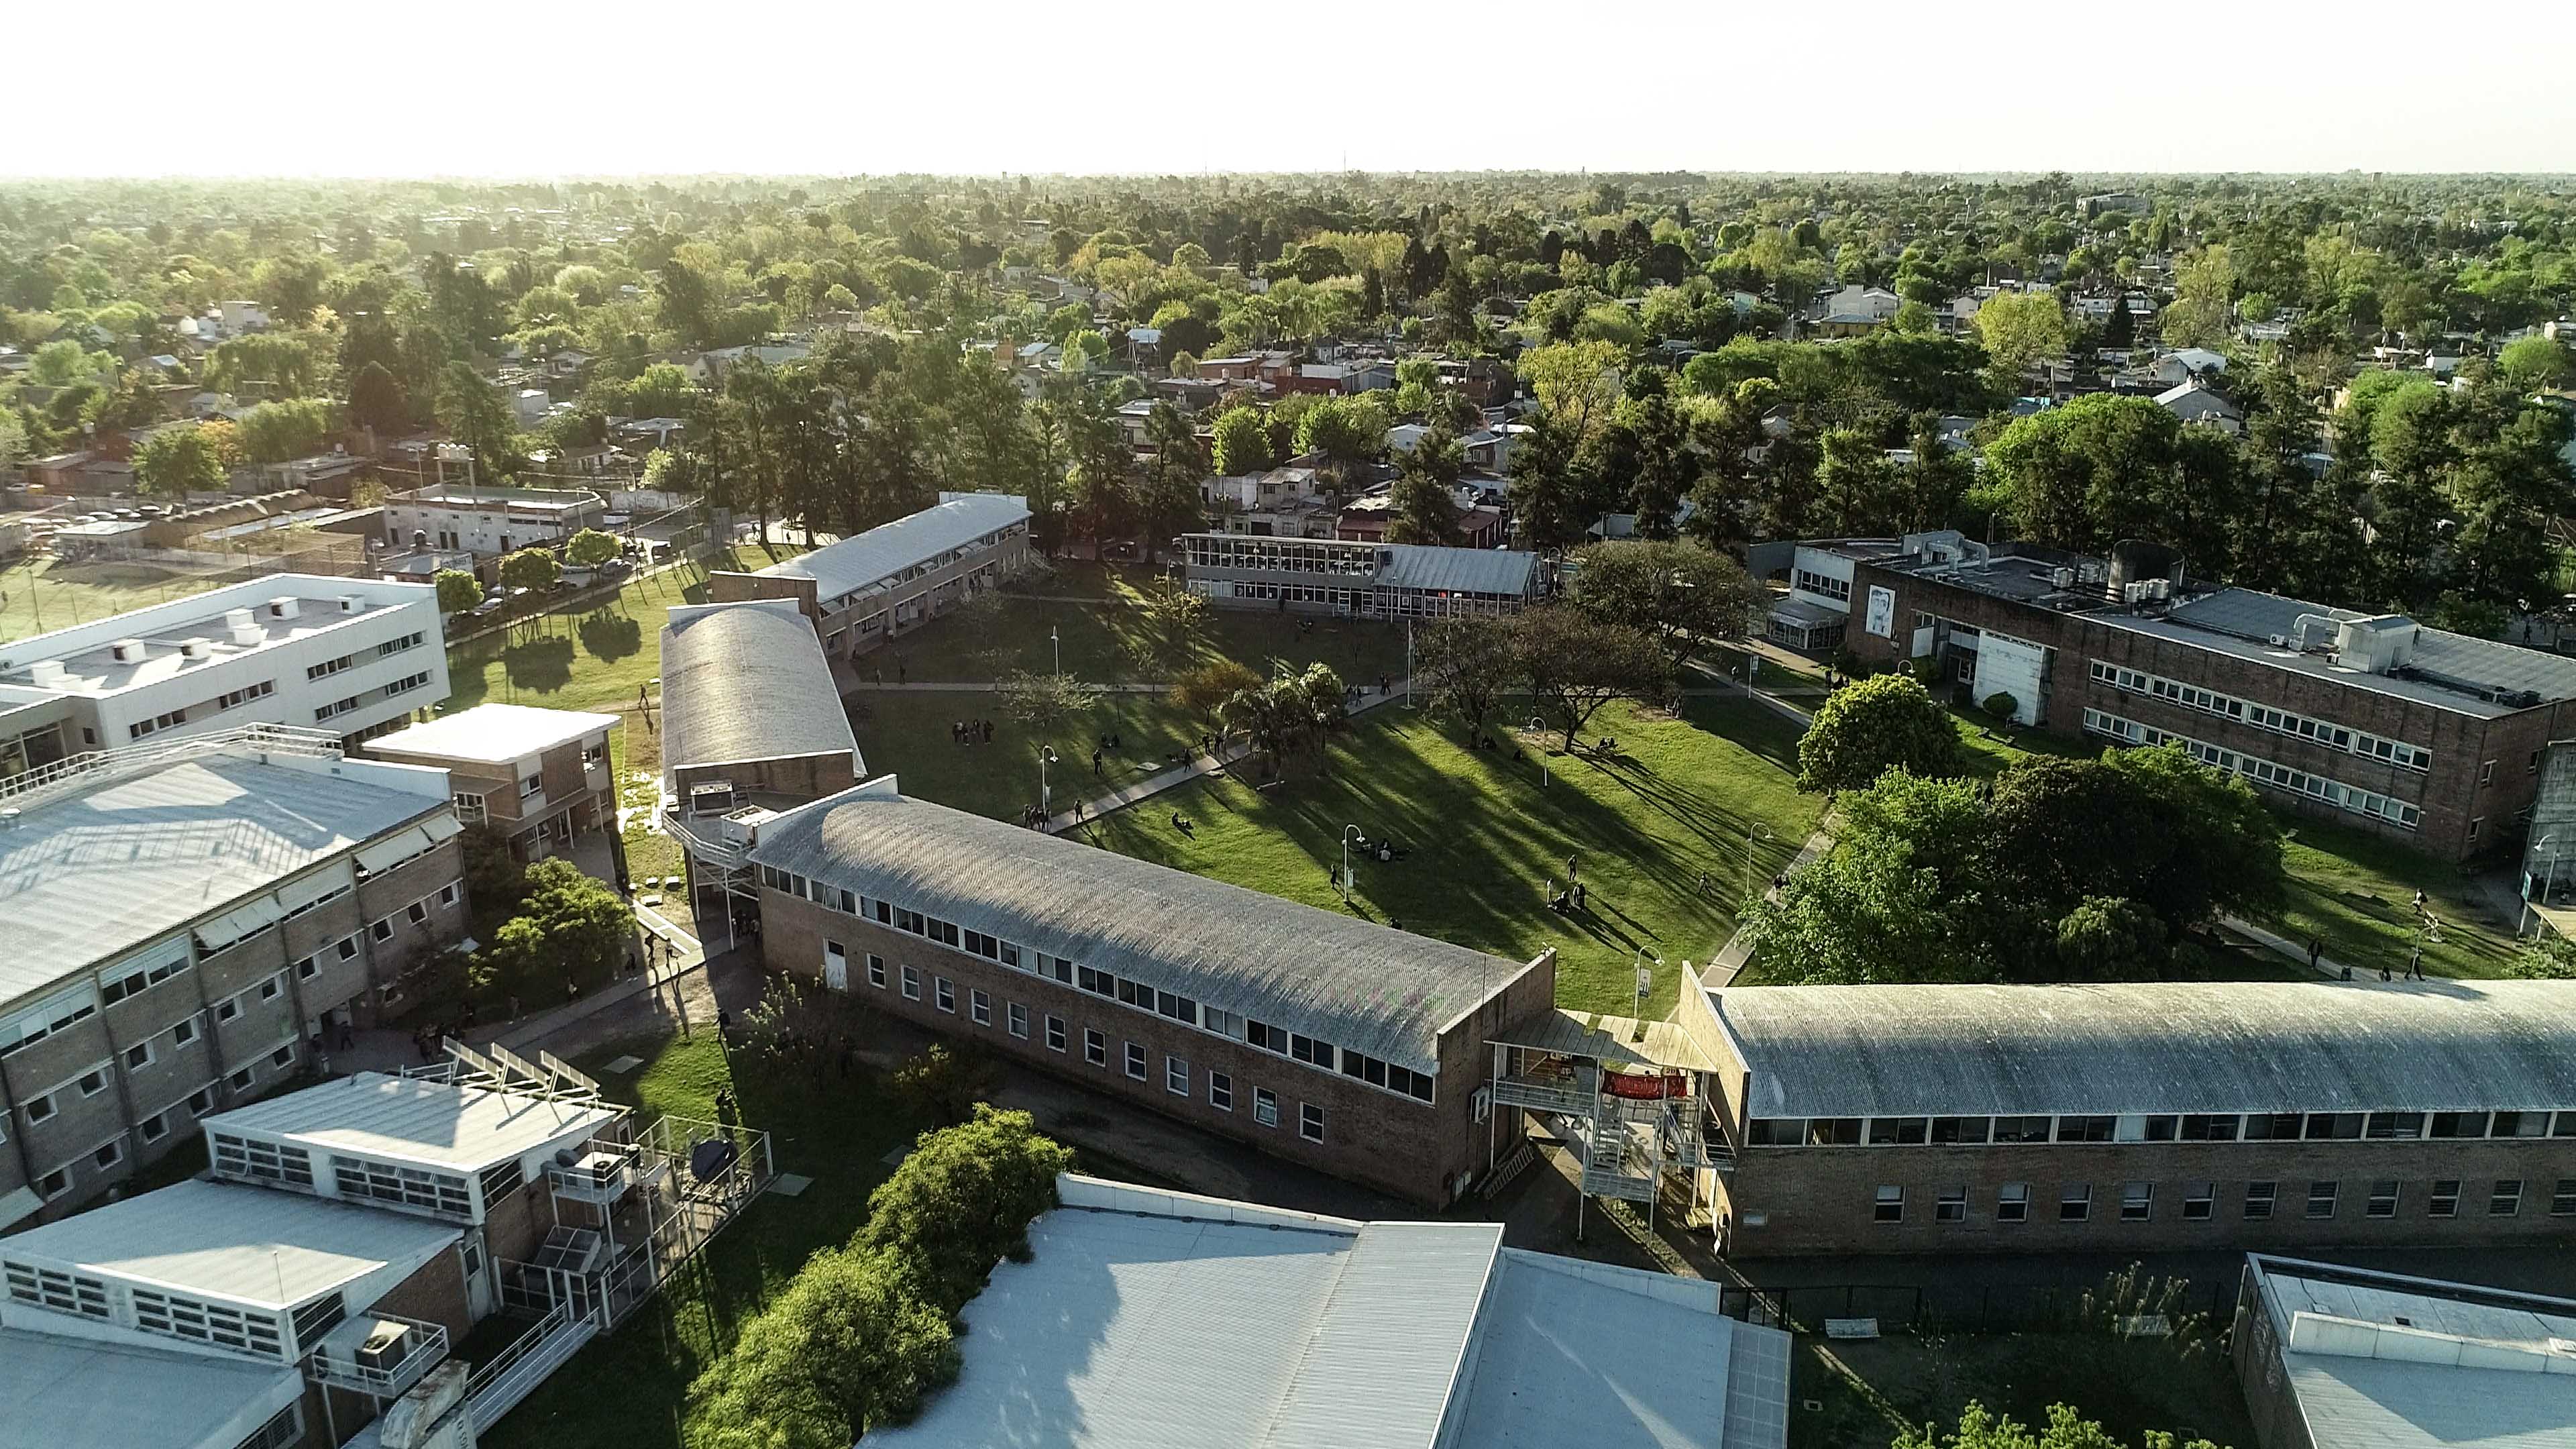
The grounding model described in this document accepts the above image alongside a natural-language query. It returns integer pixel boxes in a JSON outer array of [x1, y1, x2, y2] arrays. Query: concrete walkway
[[1701, 824, 1836, 988], [2219, 914, 2428, 982], [1042, 679, 1413, 834]]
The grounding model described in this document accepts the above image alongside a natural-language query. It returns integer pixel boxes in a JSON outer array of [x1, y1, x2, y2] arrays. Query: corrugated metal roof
[[658, 601, 859, 775], [757, 493, 1029, 605], [1713, 980, 2576, 1118], [1375, 543, 1538, 597], [1260, 1222, 1501, 1449], [0, 757, 443, 1003], [1488, 1008, 1716, 1073], [203, 1071, 619, 1174], [749, 787, 1538, 1071], [0, 1179, 458, 1310], [2121, 587, 2576, 716], [367, 702, 617, 764], [0, 1328, 304, 1449], [2253, 1260, 2576, 1449]]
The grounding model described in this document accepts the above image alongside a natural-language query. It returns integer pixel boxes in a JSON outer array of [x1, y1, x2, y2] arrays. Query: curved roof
[[659, 601, 859, 777], [747, 786, 1538, 1071], [1713, 980, 2576, 1119]]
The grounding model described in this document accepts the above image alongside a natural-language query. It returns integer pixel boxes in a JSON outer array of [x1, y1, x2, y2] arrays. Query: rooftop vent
[[178, 637, 213, 661], [336, 594, 366, 614], [265, 596, 300, 621], [2334, 615, 2420, 676], [2050, 567, 2077, 590], [24, 659, 66, 687], [109, 638, 147, 665]]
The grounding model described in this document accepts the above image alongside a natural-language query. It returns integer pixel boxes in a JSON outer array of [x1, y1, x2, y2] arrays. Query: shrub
[[1982, 691, 2019, 723], [856, 1104, 1074, 1313]]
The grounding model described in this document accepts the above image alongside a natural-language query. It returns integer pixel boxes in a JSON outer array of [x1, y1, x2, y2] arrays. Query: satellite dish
[[688, 1138, 740, 1184]]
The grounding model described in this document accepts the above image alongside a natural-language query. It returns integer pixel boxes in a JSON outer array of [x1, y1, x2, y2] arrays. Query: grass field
[[849, 688, 1211, 821], [1085, 698, 1822, 1018], [2247, 815, 2520, 978], [0, 554, 233, 641], [877, 588, 1415, 689]]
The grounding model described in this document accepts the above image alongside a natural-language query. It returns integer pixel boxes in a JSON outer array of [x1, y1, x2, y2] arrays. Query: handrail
[[0, 722, 343, 808], [303, 1311, 449, 1398]]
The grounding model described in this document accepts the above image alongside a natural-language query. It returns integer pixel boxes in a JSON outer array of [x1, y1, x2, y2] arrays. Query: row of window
[[857, 951, 1333, 1141], [331, 1152, 473, 1218], [1747, 1110, 2576, 1147], [2087, 660, 2432, 771], [2084, 709, 2422, 829], [1183, 536, 1381, 576], [821, 529, 1020, 613], [1794, 568, 1853, 603], [313, 670, 433, 723], [1870, 1176, 2576, 1226], [771, 877, 1438, 1106], [123, 677, 281, 741]]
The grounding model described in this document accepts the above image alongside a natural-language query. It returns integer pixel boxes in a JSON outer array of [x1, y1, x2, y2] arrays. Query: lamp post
[[1341, 824, 1364, 904], [1743, 821, 1774, 903], [1527, 714, 1548, 789], [1631, 949, 1661, 1020], [1039, 745, 1059, 820], [1051, 624, 1061, 676], [2525, 832, 2561, 935]]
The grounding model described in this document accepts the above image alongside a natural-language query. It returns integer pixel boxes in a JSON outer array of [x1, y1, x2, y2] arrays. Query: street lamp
[[1051, 625, 1061, 676], [1631, 949, 1662, 1020], [2525, 833, 2561, 935], [1527, 715, 1548, 789], [1039, 745, 1059, 820], [1341, 824, 1364, 904], [1744, 821, 1774, 902]]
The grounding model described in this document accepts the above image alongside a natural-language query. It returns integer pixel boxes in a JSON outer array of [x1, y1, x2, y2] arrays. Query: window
[[77, 1068, 108, 1097], [967, 987, 987, 1024], [1007, 1002, 1028, 1039], [371, 918, 392, 943], [480, 1159, 525, 1203], [331, 1155, 470, 1218], [173, 1018, 197, 1046], [187, 1086, 215, 1116], [125, 1039, 154, 1071], [1254, 1087, 1279, 1128], [1930, 1117, 1990, 1144], [452, 792, 488, 824], [2245, 1181, 2277, 1220], [1084, 1029, 1107, 1067], [1936, 1185, 1967, 1223], [2183, 1181, 2215, 1221], [2059, 1184, 2091, 1222], [2492, 1111, 2551, 1138], [1046, 1015, 1066, 1053], [258, 975, 282, 1002], [2306, 1180, 2340, 1220], [1299, 1102, 1325, 1142], [140, 1110, 169, 1143], [1166, 1057, 1190, 1096], [900, 965, 920, 1000], [2468, 816, 2484, 843], [24, 1090, 56, 1123], [2430, 1179, 2462, 1218], [2055, 1116, 2114, 1143], [5, 1260, 108, 1316], [437, 883, 459, 908], [2480, 759, 2496, 786], [1210, 1071, 1233, 1112], [866, 953, 886, 988], [1869, 1117, 1930, 1145], [335, 936, 358, 961], [2304, 1113, 2364, 1140], [2367, 1180, 2401, 1218], [92, 1138, 123, 1170], [296, 957, 318, 981], [1996, 1183, 2029, 1223], [2551, 1179, 2576, 1216], [1124, 1042, 1148, 1081], [34, 1168, 69, 1199], [229, 1067, 254, 1091], [1992, 1116, 2051, 1144], [1874, 1185, 1906, 1223], [2490, 1179, 2524, 1217], [2120, 1182, 2154, 1222], [269, 1044, 293, 1069]]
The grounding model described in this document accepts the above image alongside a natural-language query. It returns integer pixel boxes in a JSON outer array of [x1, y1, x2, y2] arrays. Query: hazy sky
[[17, 0, 2576, 178]]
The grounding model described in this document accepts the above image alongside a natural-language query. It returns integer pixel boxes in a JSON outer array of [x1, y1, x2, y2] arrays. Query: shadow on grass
[[578, 608, 645, 663]]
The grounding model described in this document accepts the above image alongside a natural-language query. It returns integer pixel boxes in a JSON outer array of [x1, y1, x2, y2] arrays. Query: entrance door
[[462, 1230, 495, 1319], [822, 941, 849, 991]]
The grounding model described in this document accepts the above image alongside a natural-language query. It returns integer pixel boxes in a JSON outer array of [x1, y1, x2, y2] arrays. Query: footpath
[[1040, 678, 1416, 834]]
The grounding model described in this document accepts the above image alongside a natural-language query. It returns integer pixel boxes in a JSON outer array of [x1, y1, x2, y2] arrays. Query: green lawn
[[1085, 698, 1822, 1018], [850, 688, 1211, 821], [0, 554, 232, 642], [2247, 816, 2520, 979], [876, 590, 1413, 689], [480, 1024, 919, 1449]]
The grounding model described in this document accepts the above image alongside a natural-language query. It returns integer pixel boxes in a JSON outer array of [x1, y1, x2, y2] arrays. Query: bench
[[1823, 1318, 1880, 1340]]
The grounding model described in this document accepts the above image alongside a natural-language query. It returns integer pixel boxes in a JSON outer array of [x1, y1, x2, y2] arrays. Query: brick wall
[[1720, 1138, 2576, 1257], [759, 887, 1527, 1206], [366, 1248, 475, 1348], [704, 570, 818, 622]]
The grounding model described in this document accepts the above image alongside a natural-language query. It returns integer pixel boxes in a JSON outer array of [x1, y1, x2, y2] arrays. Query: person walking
[[2306, 936, 2323, 973], [1565, 852, 1579, 882]]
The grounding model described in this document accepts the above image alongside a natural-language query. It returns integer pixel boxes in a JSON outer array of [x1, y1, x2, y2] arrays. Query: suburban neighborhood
[[5, 40, 2576, 1449]]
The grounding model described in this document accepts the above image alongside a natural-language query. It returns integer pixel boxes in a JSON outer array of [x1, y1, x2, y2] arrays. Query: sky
[[15, 0, 2576, 179]]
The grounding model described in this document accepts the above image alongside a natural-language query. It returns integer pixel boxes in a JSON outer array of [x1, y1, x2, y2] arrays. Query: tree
[[1519, 339, 1625, 444], [1170, 657, 1263, 731], [1974, 290, 2069, 382], [1796, 674, 1968, 792], [1129, 574, 1210, 671], [996, 668, 1099, 732], [1210, 405, 1275, 476], [133, 426, 225, 498], [233, 397, 339, 464], [2499, 335, 2574, 391], [2161, 246, 2236, 352], [1293, 393, 1388, 482], [688, 1244, 958, 1449], [1415, 616, 1518, 736], [433, 569, 484, 615], [1740, 771, 1998, 979], [1563, 539, 1758, 672], [1507, 411, 1599, 552], [888, 1042, 1002, 1127], [1222, 662, 1349, 777], [347, 360, 411, 437], [564, 528, 621, 567], [498, 547, 559, 594], [1896, 1401, 2222, 1449], [437, 362, 519, 477], [480, 858, 633, 996], [853, 1105, 1075, 1313], [1512, 606, 1672, 748], [1389, 424, 1465, 545]]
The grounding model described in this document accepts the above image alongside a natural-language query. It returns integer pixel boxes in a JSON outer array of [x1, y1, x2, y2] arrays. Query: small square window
[[2491, 1179, 2524, 1216], [2306, 1181, 2340, 1220], [900, 966, 920, 1001], [187, 1087, 215, 1116], [1046, 1015, 1067, 1053], [934, 977, 955, 1014], [1007, 1002, 1029, 1039], [969, 989, 990, 1026], [1254, 1087, 1279, 1128], [270, 1044, 294, 1069], [1085, 1029, 1107, 1067], [140, 1112, 169, 1143], [439, 883, 460, 907], [867, 954, 886, 988], [172, 1018, 197, 1046], [259, 977, 282, 1001], [93, 1139, 123, 1170], [125, 1040, 154, 1071], [407, 901, 428, 924], [2245, 1181, 2277, 1220], [296, 957, 319, 981], [372, 918, 393, 942], [1210, 1071, 1233, 1112], [25, 1091, 56, 1123], [1166, 1057, 1190, 1096], [2121, 1182, 2153, 1222], [1874, 1185, 1906, 1224], [78, 1069, 107, 1097], [1996, 1183, 2028, 1223], [2059, 1184, 2092, 1222], [1299, 1102, 1326, 1142], [1124, 1042, 1148, 1081], [1934, 1185, 1966, 1223], [335, 937, 358, 961], [2429, 1179, 2462, 1218], [36, 1168, 70, 1199], [2551, 1180, 2576, 1217], [2367, 1180, 2401, 1218], [228, 1067, 254, 1091], [2182, 1182, 2214, 1221]]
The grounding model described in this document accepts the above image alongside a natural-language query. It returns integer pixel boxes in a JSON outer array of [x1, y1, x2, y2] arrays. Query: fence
[[1717, 1275, 2240, 1335]]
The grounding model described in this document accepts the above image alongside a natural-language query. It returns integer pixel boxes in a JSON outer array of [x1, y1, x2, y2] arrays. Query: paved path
[[1042, 680, 1413, 834], [1701, 824, 1835, 987], [2220, 914, 2412, 981]]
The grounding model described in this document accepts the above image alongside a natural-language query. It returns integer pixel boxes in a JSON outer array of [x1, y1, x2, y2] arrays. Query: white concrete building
[[0, 576, 449, 758], [381, 485, 607, 562]]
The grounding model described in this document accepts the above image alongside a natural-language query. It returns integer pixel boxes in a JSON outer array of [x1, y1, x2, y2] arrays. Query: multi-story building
[[741, 777, 1555, 1207], [1180, 532, 1546, 619], [1805, 531, 2576, 862], [0, 574, 447, 757], [380, 483, 607, 561], [0, 726, 467, 1226], [1685, 979, 2576, 1258], [705, 492, 1032, 660], [365, 703, 619, 862]]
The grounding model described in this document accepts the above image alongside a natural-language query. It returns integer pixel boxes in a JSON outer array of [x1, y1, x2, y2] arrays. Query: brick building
[[364, 702, 619, 862], [705, 491, 1030, 659], [742, 778, 1556, 1207], [1686, 980, 2576, 1259], [0, 726, 467, 1228], [1811, 532, 2576, 863]]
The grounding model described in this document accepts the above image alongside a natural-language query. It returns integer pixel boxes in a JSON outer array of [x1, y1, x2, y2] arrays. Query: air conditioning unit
[[266, 596, 300, 621], [179, 637, 213, 661], [354, 1319, 413, 1372], [24, 659, 65, 687], [337, 594, 366, 614], [109, 638, 148, 664], [224, 607, 262, 645]]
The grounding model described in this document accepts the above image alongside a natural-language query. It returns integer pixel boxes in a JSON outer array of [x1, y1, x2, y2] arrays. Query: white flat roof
[[203, 1071, 619, 1175], [756, 492, 1029, 604], [866, 1175, 1790, 1449], [367, 702, 618, 765], [0, 576, 435, 696], [0, 1328, 304, 1449], [0, 1179, 458, 1311]]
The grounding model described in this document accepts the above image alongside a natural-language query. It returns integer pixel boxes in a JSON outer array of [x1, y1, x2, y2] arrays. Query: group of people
[[953, 718, 996, 745]]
